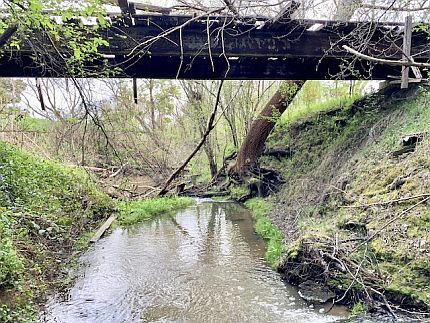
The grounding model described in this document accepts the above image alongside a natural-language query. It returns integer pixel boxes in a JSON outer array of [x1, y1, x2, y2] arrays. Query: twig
[[128, 8, 224, 58], [340, 193, 430, 208], [369, 287, 397, 320], [359, 196, 430, 247]]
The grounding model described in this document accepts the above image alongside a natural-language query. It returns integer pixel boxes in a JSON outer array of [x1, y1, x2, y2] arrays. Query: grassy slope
[[261, 86, 430, 310], [0, 141, 112, 322]]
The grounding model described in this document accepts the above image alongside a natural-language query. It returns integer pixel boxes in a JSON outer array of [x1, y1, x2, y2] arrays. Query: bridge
[[0, 4, 429, 80]]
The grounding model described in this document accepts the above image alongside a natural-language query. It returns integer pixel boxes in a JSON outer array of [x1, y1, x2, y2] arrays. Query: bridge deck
[[0, 14, 429, 80]]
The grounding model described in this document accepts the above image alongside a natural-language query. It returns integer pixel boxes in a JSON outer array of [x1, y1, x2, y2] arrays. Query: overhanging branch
[[343, 45, 430, 68], [0, 24, 17, 48]]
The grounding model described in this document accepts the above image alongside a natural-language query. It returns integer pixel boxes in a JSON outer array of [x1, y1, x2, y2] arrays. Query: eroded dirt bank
[[260, 85, 430, 317]]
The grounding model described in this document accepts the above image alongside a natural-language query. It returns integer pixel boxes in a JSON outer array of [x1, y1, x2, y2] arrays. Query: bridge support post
[[401, 16, 413, 89]]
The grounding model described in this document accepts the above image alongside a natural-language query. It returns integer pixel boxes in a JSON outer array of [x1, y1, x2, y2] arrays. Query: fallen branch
[[340, 193, 430, 208], [109, 164, 127, 178], [343, 45, 430, 68], [360, 196, 430, 246], [159, 81, 224, 196]]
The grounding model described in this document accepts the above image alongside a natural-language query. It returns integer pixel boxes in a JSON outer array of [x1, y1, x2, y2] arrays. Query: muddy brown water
[[41, 200, 351, 323]]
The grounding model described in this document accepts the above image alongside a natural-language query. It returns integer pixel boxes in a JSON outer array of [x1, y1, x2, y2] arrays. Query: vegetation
[[262, 85, 430, 312], [244, 198, 285, 268], [117, 197, 194, 226], [0, 0, 429, 320], [0, 0, 110, 76], [0, 141, 112, 322]]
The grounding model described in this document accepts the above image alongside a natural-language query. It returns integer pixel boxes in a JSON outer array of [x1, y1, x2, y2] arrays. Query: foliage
[[0, 141, 110, 215], [0, 80, 26, 106], [0, 140, 112, 320], [350, 302, 366, 317], [245, 198, 285, 268], [265, 85, 430, 308], [229, 185, 249, 199], [0, 216, 23, 288], [0, 0, 111, 76], [281, 81, 366, 125], [117, 197, 195, 226], [0, 303, 37, 323]]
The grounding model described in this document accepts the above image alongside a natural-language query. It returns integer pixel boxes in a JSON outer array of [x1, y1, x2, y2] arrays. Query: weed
[[0, 141, 112, 319]]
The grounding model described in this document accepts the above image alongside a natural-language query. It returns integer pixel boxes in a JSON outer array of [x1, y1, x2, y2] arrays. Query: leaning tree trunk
[[231, 80, 304, 175]]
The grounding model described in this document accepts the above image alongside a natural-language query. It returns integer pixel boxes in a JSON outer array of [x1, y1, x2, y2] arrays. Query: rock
[[298, 281, 336, 303]]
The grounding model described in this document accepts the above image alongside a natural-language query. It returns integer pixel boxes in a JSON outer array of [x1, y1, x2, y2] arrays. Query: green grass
[[117, 197, 195, 226], [350, 302, 366, 317], [0, 141, 112, 322], [264, 86, 430, 309], [245, 198, 285, 268], [281, 93, 362, 125]]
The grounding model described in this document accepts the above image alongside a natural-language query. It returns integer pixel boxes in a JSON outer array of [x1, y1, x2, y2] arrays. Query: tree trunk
[[204, 144, 218, 178], [149, 79, 156, 131], [231, 80, 304, 175]]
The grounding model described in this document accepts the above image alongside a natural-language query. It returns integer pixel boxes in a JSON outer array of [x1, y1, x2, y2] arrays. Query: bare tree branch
[[159, 80, 224, 196], [343, 44, 430, 68]]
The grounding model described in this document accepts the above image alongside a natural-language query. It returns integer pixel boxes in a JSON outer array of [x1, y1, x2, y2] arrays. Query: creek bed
[[41, 201, 349, 322]]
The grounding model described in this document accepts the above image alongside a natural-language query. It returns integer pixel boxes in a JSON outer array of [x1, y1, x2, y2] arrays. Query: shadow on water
[[42, 201, 353, 323]]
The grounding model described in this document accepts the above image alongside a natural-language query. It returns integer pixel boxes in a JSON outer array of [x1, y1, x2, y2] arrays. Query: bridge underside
[[0, 14, 428, 80], [0, 55, 405, 80]]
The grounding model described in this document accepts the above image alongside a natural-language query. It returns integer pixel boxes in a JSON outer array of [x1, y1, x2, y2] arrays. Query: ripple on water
[[42, 202, 349, 323]]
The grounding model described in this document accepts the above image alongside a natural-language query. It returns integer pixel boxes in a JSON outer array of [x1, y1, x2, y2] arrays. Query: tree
[[231, 80, 304, 175]]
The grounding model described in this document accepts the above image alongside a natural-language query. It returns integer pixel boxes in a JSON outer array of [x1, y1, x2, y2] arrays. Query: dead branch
[[360, 4, 430, 12], [222, 0, 239, 16], [340, 193, 430, 208], [360, 196, 430, 246], [343, 45, 430, 68], [158, 81, 224, 196]]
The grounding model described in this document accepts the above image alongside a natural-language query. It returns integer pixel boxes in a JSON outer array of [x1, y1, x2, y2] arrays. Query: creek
[[41, 200, 350, 323]]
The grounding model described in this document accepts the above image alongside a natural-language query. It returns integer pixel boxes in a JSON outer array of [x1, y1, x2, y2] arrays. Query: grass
[[117, 197, 195, 226], [281, 93, 362, 125], [244, 198, 285, 268], [264, 85, 430, 309], [0, 141, 112, 322], [350, 302, 366, 317]]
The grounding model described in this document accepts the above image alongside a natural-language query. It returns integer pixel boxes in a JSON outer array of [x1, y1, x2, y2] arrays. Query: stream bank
[[0, 142, 113, 322], [251, 85, 430, 318]]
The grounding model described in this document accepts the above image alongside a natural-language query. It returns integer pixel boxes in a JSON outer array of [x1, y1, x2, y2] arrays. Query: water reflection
[[42, 201, 348, 323]]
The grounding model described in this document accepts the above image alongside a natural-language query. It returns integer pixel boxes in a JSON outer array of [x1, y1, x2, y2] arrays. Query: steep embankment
[[260, 85, 430, 313], [0, 142, 113, 322]]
